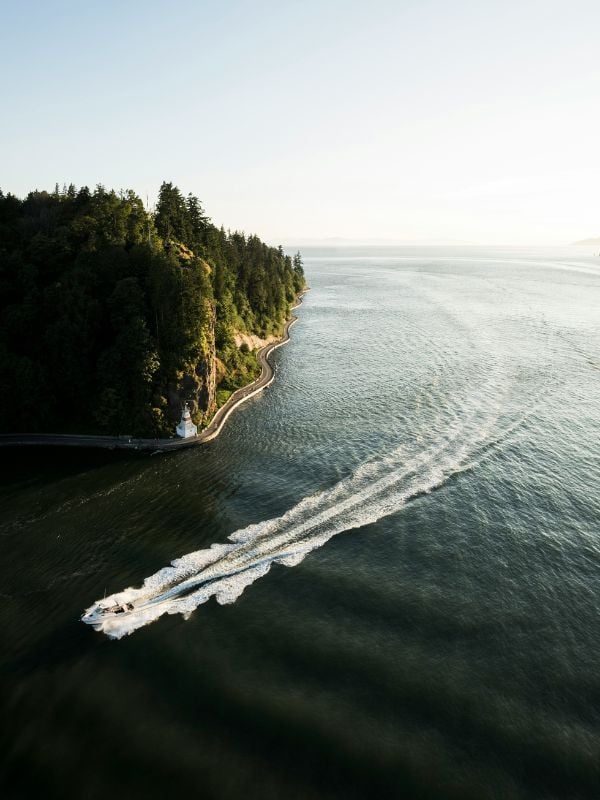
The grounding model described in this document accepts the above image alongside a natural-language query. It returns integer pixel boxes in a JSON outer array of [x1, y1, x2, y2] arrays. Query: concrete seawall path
[[0, 291, 307, 454]]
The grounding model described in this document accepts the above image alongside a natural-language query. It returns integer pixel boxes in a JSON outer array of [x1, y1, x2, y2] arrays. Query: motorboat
[[82, 600, 134, 625]]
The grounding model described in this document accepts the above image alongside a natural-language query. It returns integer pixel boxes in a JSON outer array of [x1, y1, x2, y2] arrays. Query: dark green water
[[1, 247, 600, 799]]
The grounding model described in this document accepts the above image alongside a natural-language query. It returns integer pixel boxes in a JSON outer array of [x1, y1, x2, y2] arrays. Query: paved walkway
[[0, 293, 306, 454]]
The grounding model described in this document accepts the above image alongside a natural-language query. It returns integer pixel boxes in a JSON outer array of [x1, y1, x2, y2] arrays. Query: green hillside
[[0, 183, 305, 436]]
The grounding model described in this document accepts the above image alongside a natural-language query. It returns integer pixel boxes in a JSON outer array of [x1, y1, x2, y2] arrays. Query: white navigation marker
[[176, 403, 197, 438]]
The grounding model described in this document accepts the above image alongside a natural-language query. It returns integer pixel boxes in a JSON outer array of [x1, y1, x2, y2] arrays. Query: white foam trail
[[84, 259, 561, 641], [83, 366, 523, 639]]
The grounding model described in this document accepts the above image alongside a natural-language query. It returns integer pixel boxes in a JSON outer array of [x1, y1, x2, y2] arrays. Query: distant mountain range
[[572, 237, 600, 245]]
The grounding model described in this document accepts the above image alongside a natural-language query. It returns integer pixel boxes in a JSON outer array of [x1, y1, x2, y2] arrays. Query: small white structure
[[176, 403, 197, 438]]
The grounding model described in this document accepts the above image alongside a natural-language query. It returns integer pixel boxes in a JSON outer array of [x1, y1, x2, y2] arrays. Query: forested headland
[[0, 183, 305, 436]]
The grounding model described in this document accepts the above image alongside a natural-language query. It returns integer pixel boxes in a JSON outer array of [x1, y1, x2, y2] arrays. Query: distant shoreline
[[0, 291, 307, 454]]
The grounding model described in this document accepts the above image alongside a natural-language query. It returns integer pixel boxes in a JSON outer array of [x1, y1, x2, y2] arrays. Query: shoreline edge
[[0, 290, 308, 454]]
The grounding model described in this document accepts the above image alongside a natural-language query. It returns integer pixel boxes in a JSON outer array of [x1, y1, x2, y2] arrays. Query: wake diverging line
[[82, 367, 525, 639], [82, 261, 561, 639]]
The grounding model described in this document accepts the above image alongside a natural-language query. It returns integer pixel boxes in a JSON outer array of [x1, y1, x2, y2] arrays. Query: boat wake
[[83, 263, 562, 639], [82, 365, 531, 639]]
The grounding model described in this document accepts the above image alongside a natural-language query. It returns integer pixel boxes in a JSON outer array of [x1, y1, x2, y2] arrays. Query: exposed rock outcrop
[[233, 332, 278, 351]]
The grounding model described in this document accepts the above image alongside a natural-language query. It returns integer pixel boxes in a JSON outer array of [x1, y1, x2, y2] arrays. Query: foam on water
[[7, 249, 600, 800], [83, 366, 528, 639], [83, 257, 566, 639]]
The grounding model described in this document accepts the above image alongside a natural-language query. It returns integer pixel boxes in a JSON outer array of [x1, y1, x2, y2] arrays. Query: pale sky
[[1, 0, 599, 244]]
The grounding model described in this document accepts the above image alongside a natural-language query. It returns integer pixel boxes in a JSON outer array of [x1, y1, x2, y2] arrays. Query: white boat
[[82, 601, 134, 625]]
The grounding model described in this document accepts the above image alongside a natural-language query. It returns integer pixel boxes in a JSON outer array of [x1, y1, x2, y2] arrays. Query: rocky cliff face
[[195, 299, 217, 424], [166, 296, 217, 428]]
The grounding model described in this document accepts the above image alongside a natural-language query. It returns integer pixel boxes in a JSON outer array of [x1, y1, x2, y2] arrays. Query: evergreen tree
[[0, 182, 305, 435]]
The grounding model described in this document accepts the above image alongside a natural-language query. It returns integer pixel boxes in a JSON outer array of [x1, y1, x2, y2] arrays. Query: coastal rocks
[[234, 332, 277, 351]]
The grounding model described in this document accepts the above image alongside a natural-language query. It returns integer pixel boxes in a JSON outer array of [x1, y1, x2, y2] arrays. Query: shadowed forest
[[0, 183, 305, 436]]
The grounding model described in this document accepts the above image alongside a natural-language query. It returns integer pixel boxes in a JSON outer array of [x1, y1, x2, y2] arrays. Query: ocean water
[[1, 246, 600, 799]]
